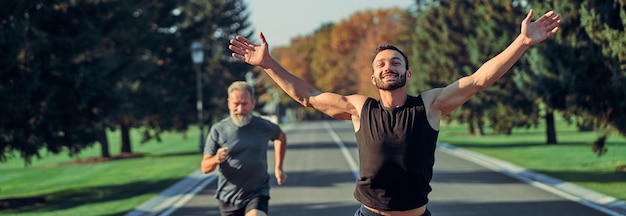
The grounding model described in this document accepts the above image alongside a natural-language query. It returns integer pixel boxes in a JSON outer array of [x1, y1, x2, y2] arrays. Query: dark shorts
[[218, 196, 269, 216], [354, 205, 432, 216]]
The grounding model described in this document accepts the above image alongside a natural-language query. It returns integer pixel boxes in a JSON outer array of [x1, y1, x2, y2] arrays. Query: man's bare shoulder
[[345, 94, 370, 113], [345, 94, 369, 104], [420, 88, 444, 108], [345, 94, 369, 132], [420, 88, 445, 131]]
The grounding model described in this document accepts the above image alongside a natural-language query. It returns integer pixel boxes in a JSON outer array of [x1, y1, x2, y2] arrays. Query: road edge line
[[437, 142, 626, 216]]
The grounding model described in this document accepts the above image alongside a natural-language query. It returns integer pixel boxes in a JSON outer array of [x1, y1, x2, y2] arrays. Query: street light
[[245, 71, 256, 96], [191, 41, 204, 153]]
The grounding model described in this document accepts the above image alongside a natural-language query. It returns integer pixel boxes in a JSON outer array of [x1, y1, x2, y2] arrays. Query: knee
[[245, 209, 267, 216]]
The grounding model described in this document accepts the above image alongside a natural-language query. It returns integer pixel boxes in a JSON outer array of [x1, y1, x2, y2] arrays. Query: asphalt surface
[[126, 120, 626, 216]]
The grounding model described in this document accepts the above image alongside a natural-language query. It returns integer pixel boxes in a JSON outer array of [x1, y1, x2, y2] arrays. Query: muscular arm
[[262, 59, 359, 120], [429, 10, 560, 116], [432, 35, 529, 115], [230, 33, 365, 120]]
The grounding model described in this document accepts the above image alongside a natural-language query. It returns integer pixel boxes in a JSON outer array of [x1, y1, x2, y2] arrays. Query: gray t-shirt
[[204, 115, 281, 204]]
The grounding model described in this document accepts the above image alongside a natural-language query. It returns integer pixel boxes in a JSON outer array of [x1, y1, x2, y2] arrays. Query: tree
[[0, 0, 253, 164], [108, 0, 254, 154], [579, 0, 626, 154], [520, 0, 626, 149], [0, 1, 124, 164], [411, 0, 537, 135]]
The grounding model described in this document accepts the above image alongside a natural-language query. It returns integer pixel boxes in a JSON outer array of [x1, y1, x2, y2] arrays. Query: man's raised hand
[[521, 9, 561, 46], [229, 32, 271, 68]]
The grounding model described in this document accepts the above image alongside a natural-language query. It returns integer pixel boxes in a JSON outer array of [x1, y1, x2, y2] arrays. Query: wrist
[[516, 34, 533, 48], [260, 57, 278, 70]]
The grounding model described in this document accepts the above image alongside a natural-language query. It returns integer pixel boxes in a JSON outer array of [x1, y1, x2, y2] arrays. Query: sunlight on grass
[[0, 127, 204, 216], [438, 121, 626, 201]]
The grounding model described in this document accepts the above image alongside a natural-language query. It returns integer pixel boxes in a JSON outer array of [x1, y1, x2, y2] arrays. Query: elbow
[[298, 90, 323, 108], [201, 160, 216, 174], [298, 98, 314, 108], [295, 95, 316, 108], [200, 163, 209, 173], [468, 76, 489, 92], [202, 166, 215, 174], [475, 82, 488, 91]]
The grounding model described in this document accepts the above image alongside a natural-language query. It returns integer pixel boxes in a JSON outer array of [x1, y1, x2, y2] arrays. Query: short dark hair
[[373, 44, 409, 70]]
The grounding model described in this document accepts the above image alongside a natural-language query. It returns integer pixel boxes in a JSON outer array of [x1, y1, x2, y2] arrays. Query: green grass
[[438, 121, 626, 201], [0, 128, 204, 216]]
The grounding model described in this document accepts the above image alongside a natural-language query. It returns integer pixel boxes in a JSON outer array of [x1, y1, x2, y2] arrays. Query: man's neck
[[378, 88, 408, 108]]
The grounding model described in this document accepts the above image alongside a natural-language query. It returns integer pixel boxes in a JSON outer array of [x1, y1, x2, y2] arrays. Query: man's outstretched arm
[[229, 32, 361, 120], [430, 9, 561, 116]]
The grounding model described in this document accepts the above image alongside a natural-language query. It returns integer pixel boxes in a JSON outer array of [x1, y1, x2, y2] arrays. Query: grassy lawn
[[0, 128, 204, 216], [438, 120, 626, 201]]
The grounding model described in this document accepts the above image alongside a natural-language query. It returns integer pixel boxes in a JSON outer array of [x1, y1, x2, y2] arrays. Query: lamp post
[[245, 71, 256, 95], [191, 41, 204, 153]]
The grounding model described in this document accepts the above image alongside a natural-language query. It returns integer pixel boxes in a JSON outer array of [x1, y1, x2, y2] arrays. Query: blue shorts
[[218, 196, 269, 216], [354, 205, 432, 216]]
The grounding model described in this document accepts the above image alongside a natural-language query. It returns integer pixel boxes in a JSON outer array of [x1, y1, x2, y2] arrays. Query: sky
[[244, 0, 415, 47]]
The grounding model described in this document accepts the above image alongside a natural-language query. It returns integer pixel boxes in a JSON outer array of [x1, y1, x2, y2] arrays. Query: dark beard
[[374, 72, 407, 90]]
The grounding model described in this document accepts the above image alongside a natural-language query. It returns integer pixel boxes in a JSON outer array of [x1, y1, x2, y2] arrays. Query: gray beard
[[231, 113, 253, 127]]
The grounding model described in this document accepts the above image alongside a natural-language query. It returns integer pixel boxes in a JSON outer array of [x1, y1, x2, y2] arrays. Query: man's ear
[[406, 70, 412, 80], [371, 74, 376, 85]]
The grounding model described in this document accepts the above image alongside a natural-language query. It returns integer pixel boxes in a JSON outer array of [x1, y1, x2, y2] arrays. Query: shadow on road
[[268, 170, 357, 188], [428, 200, 606, 216], [432, 170, 521, 184]]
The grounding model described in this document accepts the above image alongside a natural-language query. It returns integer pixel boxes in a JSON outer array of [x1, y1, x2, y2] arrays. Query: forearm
[[201, 156, 220, 174], [262, 59, 321, 107], [470, 35, 530, 89], [273, 134, 287, 170]]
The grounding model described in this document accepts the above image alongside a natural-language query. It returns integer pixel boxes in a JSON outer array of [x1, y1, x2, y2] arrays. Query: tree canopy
[[0, 0, 253, 165]]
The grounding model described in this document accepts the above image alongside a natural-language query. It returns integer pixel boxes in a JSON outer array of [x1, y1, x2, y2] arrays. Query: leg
[[218, 199, 246, 216], [422, 208, 432, 216], [244, 196, 269, 216], [353, 205, 384, 216], [245, 209, 267, 216]]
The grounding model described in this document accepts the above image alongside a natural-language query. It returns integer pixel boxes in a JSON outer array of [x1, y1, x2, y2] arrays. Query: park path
[[128, 120, 626, 216]]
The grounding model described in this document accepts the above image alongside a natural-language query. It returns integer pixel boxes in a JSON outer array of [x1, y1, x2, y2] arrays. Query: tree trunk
[[592, 134, 608, 157], [546, 109, 557, 144], [477, 118, 485, 136], [98, 128, 111, 158], [120, 116, 133, 154], [468, 121, 476, 135]]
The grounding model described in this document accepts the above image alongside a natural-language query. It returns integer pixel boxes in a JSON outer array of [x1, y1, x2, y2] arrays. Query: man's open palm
[[229, 32, 270, 68], [521, 9, 561, 46]]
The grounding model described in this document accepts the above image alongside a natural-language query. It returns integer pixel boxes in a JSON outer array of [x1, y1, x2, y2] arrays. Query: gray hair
[[228, 81, 254, 98]]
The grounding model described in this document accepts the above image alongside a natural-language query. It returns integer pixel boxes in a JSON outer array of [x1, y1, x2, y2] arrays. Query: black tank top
[[354, 95, 439, 211]]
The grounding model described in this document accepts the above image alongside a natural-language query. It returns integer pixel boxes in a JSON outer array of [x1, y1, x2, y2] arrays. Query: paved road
[[131, 120, 623, 216]]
